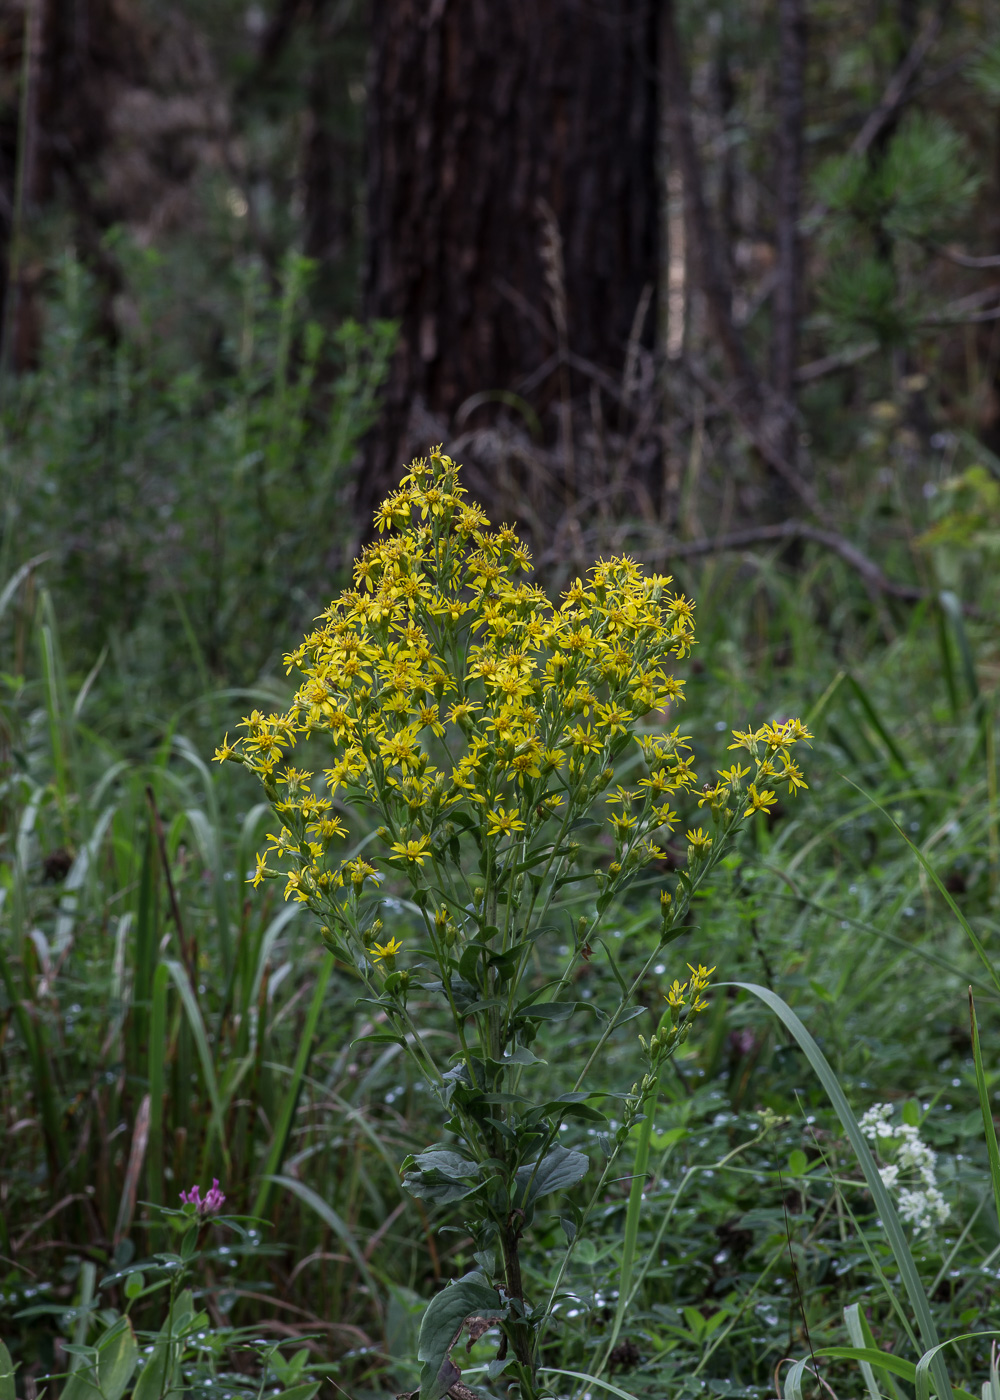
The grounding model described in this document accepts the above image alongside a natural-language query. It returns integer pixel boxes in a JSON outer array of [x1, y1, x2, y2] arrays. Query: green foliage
[[813, 113, 979, 351], [0, 246, 395, 696], [4, 394, 1000, 1397], [819, 253, 915, 347], [816, 115, 979, 243]]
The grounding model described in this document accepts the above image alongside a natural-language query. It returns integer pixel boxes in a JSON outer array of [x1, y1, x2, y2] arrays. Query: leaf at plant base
[[130, 1341, 169, 1400], [94, 1320, 138, 1400], [0, 1342, 15, 1400], [131, 1291, 195, 1400], [417, 1274, 503, 1400], [515, 1144, 589, 1206], [61, 1318, 139, 1400]]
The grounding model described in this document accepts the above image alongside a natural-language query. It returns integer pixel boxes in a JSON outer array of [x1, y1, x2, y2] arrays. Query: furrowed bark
[[772, 0, 806, 436]]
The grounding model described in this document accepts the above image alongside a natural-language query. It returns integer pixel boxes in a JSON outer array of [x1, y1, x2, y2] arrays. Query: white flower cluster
[[859, 1102, 950, 1231]]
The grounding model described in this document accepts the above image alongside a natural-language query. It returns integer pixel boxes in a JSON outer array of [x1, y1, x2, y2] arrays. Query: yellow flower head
[[389, 836, 431, 865], [686, 827, 713, 859], [369, 935, 403, 965]]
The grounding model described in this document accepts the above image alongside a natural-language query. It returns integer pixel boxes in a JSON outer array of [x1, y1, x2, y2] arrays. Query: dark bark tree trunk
[[361, 0, 658, 519], [772, 0, 806, 468]]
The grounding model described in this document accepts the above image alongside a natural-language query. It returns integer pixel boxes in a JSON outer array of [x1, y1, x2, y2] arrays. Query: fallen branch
[[930, 244, 1000, 271], [646, 518, 981, 617]]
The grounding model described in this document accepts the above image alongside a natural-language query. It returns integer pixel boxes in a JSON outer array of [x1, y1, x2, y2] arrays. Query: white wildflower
[[859, 1103, 895, 1140], [863, 1103, 950, 1232]]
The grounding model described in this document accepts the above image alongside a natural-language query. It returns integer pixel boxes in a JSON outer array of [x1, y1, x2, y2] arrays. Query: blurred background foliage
[[2, 0, 1000, 1395]]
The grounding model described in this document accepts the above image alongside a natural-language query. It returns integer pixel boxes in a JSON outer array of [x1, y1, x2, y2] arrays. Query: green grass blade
[[845, 1301, 902, 1400], [845, 673, 917, 785], [163, 959, 230, 1174], [729, 981, 952, 1400], [148, 962, 169, 1211], [847, 779, 1000, 995], [916, 1335, 1000, 1400], [0, 552, 50, 623], [597, 1069, 661, 1375], [811, 1345, 975, 1393], [129, 826, 159, 1074], [935, 601, 961, 718], [540, 1368, 643, 1400], [969, 991, 1000, 1235], [265, 1173, 376, 1295], [938, 591, 979, 704], [252, 952, 333, 1219]]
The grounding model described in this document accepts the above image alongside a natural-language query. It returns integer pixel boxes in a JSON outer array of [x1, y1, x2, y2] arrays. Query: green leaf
[[274, 1386, 321, 1400], [130, 1293, 195, 1400], [844, 1302, 903, 1400], [403, 1150, 486, 1205], [540, 1368, 646, 1400], [266, 1176, 377, 1295], [0, 1341, 16, 1400], [61, 1318, 139, 1400], [515, 1144, 589, 1206], [814, 1342, 987, 1400], [515, 999, 579, 1023], [787, 1149, 808, 1176], [417, 1275, 503, 1400], [130, 1339, 172, 1400]]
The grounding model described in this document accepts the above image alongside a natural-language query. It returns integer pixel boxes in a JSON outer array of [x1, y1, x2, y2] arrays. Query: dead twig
[[930, 244, 1000, 270], [623, 518, 982, 618]]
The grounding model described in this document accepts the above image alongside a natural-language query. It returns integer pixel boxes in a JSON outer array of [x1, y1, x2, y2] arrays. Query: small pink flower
[[179, 1178, 226, 1216]]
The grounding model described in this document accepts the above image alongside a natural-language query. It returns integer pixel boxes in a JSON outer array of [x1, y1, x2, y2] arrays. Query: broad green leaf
[[515, 1144, 589, 1206], [130, 1339, 172, 1400], [274, 1386, 321, 1400], [417, 1275, 503, 1400], [0, 1341, 15, 1400], [61, 1318, 138, 1400]]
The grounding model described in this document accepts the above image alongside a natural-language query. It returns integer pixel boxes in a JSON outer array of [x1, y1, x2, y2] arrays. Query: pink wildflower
[[179, 1178, 226, 1216]]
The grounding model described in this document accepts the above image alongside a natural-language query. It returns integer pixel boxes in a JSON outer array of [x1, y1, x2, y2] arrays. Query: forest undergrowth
[[2, 281, 1000, 1400]]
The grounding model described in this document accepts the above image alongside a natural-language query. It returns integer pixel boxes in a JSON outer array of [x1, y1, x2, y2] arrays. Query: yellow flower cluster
[[664, 961, 715, 1014], [638, 962, 717, 1064], [215, 451, 705, 939], [215, 450, 809, 967]]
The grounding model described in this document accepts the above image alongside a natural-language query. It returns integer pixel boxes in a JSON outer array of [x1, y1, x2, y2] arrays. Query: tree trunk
[[361, 0, 658, 519]]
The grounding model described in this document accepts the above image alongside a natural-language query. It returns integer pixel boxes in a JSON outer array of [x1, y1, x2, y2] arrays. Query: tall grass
[[2, 304, 1000, 1394]]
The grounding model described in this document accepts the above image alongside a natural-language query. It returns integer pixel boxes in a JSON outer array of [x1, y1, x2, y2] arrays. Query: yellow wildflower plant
[[215, 450, 810, 1388]]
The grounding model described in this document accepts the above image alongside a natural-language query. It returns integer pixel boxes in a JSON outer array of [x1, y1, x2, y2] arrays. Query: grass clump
[[2, 346, 1000, 1396]]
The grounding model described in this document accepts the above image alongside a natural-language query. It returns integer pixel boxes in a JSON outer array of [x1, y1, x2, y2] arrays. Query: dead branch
[[930, 244, 1000, 270], [795, 341, 879, 382], [634, 518, 981, 617]]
